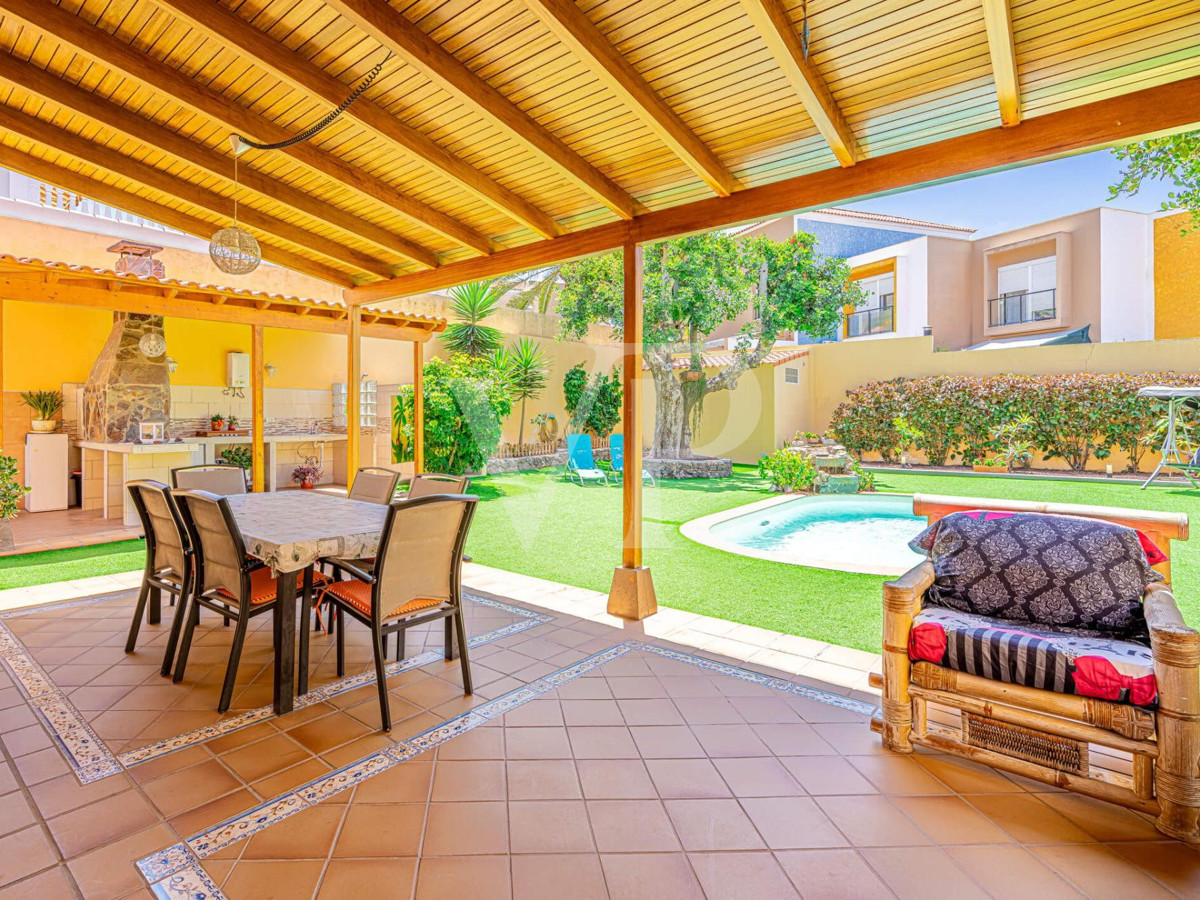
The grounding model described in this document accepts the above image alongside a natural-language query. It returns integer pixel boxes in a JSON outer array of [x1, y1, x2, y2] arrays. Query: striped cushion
[[909, 606, 1157, 708]]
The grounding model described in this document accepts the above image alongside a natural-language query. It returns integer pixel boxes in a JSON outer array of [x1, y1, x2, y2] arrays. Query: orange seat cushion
[[320, 577, 444, 620], [217, 567, 329, 606]]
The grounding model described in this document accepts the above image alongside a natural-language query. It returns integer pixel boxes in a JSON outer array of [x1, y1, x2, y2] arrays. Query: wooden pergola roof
[[0, 255, 444, 341], [0, 1, 1197, 299]]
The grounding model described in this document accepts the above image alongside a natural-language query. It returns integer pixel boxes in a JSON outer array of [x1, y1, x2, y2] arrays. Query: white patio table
[[225, 491, 388, 715]]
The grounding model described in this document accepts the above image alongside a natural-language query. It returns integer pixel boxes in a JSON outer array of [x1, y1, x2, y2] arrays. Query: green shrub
[[562, 363, 622, 438], [758, 448, 818, 492], [0, 454, 26, 520], [219, 445, 252, 470], [394, 355, 513, 475], [829, 371, 1200, 471]]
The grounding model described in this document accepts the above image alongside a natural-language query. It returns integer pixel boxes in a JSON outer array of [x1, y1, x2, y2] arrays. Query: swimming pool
[[682, 493, 928, 575]]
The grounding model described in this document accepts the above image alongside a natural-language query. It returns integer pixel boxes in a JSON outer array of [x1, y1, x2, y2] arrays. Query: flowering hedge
[[828, 371, 1200, 471]]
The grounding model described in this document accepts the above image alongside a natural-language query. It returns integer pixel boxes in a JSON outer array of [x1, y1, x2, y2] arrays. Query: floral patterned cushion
[[910, 606, 1157, 708], [909, 511, 1162, 640]]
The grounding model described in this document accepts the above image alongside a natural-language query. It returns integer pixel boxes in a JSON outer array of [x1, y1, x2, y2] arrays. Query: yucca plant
[[500, 338, 549, 446], [440, 280, 504, 358], [20, 390, 63, 420]]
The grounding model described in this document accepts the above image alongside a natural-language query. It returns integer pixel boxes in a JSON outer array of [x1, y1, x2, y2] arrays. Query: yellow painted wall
[[3, 301, 111, 390], [1154, 213, 1200, 340]]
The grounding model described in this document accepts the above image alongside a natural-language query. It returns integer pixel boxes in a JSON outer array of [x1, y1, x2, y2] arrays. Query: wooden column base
[[608, 566, 657, 620]]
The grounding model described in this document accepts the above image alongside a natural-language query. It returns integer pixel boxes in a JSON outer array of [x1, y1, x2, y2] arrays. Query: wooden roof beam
[[154, 0, 563, 239], [326, 0, 640, 219], [738, 0, 859, 167], [0, 0, 487, 259], [982, 0, 1022, 127], [345, 73, 1200, 303], [523, 0, 738, 197], [0, 54, 436, 266], [0, 108, 395, 279], [0, 145, 351, 286]]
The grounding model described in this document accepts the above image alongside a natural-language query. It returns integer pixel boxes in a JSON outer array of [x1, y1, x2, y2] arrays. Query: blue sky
[[843, 149, 1177, 237]]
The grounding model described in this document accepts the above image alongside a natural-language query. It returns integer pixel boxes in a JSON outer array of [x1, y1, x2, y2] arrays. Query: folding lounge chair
[[567, 434, 608, 485], [609, 434, 655, 486]]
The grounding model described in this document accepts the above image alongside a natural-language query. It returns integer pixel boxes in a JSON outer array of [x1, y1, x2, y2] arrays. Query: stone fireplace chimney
[[82, 314, 171, 443]]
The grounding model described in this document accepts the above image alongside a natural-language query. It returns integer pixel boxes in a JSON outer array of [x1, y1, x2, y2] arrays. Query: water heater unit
[[227, 351, 250, 388]]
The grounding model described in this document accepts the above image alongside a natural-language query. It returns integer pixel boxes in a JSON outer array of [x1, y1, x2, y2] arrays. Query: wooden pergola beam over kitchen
[[0, 255, 443, 492]]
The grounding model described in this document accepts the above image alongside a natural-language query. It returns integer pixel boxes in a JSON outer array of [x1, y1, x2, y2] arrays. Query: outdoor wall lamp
[[165, 357, 178, 374], [265, 364, 277, 378]]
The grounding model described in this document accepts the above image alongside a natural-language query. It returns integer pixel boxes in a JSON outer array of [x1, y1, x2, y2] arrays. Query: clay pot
[[681, 371, 702, 382], [300, 480, 314, 490], [30, 419, 58, 433]]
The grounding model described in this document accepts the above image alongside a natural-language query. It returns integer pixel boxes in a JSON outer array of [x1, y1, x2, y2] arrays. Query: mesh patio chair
[[171, 464, 247, 495], [125, 481, 193, 676], [349, 467, 401, 505], [316, 494, 478, 731], [172, 489, 324, 712], [404, 472, 471, 498]]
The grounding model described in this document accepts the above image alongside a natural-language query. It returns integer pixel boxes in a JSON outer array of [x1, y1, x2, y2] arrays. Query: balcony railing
[[845, 296, 895, 337], [988, 288, 1057, 327]]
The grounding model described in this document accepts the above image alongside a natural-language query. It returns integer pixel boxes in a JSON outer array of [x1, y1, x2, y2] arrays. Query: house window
[[784, 367, 799, 384], [845, 272, 895, 337], [990, 257, 1056, 327]]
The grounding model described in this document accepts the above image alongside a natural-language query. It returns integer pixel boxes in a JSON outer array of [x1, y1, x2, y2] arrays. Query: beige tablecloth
[[225, 491, 387, 573]]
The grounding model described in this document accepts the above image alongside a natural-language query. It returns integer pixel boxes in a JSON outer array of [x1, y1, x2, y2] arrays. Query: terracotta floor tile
[[567, 726, 639, 760], [0, 826, 59, 887], [555, 679, 614, 701], [141, 759, 242, 817], [606, 677, 668, 700], [736, 696, 804, 724], [317, 858, 415, 899], [285, 712, 372, 756], [47, 789, 158, 858], [167, 788, 261, 839], [1039, 793, 1164, 843], [781, 756, 876, 796], [968, 794, 1096, 844], [352, 759, 433, 804], [575, 760, 657, 800], [253, 758, 335, 798], [510, 853, 606, 900], [560, 700, 625, 727], [848, 754, 954, 796], [67, 823, 176, 899], [12, 748, 70, 786], [616, 698, 684, 726], [222, 859, 325, 900], [505, 760, 581, 801], [948, 845, 1083, 899], [644, 758, 731, 799], [1032, 844, 1178, 899], [220, 733, 311, 784], [415, 855, 510, 900], [501, 699, 563, 728], [437, 726, 506, 760], [0, 791, 36, 839], [656, 677, 722, 699], [891, 795, 1016, 845], [688, 850, 800, 900], [664, 798, 765, 851], [860, 846, 990, 900], [628, 725, 706, 759], [775, 848, 891, 898], [814, 723, 889, 756], [751, 723, 837, 756], [242, 805, 346, 860], [431, 760, 507, 802], [689, 724, 771, 757], [504, 727, 572, 760], [422, 802, 509, 856], [815, 796, 931, 848], [509, 800, 596, 853], [0, 864, 77, 899], [586, 800, 680, 853], [333, 803, 425, 858], [2, 725, 51, 758], [600, 852, 704, 900], [29, 773, 130, 821], [913, 754, 1028, 795], [672, 697, 742, 725], [1110, 841, 1200, 897], [712, 757, 804, 797], [738, 796, 847, 849]]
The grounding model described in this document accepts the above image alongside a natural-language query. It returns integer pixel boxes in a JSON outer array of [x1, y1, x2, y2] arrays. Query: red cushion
[[217, 568, 328, 606]]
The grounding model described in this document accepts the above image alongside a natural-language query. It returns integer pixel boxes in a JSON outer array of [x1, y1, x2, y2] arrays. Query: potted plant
[[220, 445, 252, 489], [210, 413, 224, 432], [972, 458, 1003, 473], [803, 431, 821, 445], [0, 454, 27, 551], [292, 464, 322, 489], [20, 390, 63, 433], [228, 415, 239, 432]]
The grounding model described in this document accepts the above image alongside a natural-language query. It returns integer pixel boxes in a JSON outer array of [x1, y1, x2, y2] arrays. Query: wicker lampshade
[[209, 226, 261, 275]]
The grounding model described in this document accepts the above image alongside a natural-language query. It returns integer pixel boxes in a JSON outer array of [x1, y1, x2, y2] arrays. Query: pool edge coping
[[679, 491, 921, 576]]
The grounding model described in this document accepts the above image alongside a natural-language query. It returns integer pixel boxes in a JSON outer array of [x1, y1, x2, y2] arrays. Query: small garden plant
[[219, 446, 252, 470], [292, 463, 322, 487], [19, 390, 63, 422], [757, 447, 818, 492]]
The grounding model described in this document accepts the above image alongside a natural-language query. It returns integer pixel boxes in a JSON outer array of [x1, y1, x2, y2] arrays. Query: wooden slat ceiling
[[0, 0, 1194, 292]]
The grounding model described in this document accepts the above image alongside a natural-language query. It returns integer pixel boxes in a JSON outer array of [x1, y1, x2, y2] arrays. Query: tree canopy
[[1110, 130, 1200, 228]]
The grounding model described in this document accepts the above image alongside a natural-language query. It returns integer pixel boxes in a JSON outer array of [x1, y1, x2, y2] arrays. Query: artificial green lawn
[[3, 469, 1197, 653], [465, 466, 1200, 652], [0, 540, 146, 590]]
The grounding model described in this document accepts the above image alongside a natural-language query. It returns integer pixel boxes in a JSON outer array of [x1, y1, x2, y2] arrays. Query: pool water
[[709, 494, 927, 574]]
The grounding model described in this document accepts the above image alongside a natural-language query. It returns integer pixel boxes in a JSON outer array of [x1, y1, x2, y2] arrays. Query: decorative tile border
[[138, 638, 877, 894], [0, 591, 550, 783]]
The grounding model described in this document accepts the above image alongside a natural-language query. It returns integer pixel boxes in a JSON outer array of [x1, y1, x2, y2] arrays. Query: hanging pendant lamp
[[209, 153, 261, 275]]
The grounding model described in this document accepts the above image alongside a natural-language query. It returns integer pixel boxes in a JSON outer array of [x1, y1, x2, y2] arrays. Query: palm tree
[[495, 266, 561, 314], [441, 280, 504, 357], [502, 338, 549, 446]]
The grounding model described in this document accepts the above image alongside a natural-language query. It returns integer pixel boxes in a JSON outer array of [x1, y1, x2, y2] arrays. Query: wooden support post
[[608, 242, 657, 620], [412, 339, 424, 474], [250, 325, 265, 492], [347, 306, 362, 491]]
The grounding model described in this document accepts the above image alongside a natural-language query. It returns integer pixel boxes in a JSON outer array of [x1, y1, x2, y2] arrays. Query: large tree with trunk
[[556, 231, 863, 459]]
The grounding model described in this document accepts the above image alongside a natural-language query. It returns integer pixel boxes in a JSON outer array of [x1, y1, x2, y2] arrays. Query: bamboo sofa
[[870, 494, 1199, 842]]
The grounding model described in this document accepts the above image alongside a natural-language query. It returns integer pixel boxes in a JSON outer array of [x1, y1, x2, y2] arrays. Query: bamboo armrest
[[1146, 584, 1200, 668], [883, 561, 934, 615]]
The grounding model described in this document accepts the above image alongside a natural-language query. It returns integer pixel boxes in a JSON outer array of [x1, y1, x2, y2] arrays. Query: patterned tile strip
[[0, 592, 550, 783], [140, 638, 877, 893]]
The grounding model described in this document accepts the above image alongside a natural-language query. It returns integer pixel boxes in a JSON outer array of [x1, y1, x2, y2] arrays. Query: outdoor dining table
[[224, 490, 388, 715]]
